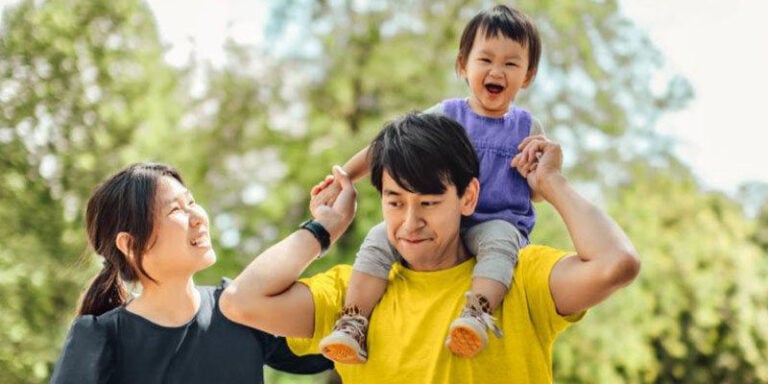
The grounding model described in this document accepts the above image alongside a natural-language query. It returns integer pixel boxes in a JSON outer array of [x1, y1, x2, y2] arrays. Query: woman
[[51, 163, 332, 383]]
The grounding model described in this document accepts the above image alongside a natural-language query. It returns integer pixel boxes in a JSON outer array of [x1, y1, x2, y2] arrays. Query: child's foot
[[445, 291, 503, 358], [319, 306, 369, 364]]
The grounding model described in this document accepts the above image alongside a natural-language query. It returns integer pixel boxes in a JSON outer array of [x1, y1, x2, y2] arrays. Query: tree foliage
[[0, 0, 765, 383], [0, 0, 178, 381]]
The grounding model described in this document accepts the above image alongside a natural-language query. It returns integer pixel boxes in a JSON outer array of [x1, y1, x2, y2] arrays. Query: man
[[220, 113, 640, 383]]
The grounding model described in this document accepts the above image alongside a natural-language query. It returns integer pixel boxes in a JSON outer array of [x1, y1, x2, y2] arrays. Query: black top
[[50, 280, 331, 384]]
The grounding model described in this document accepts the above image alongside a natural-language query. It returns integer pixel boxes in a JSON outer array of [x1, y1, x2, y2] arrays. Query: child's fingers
[[310, 175, 336, 196], [517, 134, 547, 150]]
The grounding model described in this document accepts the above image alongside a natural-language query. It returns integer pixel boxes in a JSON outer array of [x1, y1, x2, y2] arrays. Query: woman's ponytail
[[78, 261, 128, 316]]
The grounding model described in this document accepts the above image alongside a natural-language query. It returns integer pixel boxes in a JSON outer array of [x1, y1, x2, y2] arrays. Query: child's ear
[[456, 55, 468, 79], [522, 69, 537, 88], [460, 178, 480, 216]]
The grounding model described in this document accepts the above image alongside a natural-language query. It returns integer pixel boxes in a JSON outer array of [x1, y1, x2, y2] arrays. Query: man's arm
[[220, 166, 357, 337], [513, 137, 641, 316]]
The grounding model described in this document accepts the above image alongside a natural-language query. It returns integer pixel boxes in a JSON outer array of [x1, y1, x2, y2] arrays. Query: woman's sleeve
[[262, 334, 333, 374], [50, 315, 115, 384]]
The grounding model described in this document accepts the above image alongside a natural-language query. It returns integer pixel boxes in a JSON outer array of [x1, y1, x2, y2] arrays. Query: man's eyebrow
[[382, 189, 401, 196]]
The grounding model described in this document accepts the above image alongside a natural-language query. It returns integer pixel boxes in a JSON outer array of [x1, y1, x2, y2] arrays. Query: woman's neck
[[126, 277, 200, 327]]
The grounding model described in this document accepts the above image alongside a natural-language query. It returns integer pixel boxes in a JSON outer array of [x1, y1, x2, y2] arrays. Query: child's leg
[[320, 222, 398, 364], [465, 219, 523, 311], [446, 220, 523, 358], [345, 271, 388, 318], [343, 222, 396, 316]]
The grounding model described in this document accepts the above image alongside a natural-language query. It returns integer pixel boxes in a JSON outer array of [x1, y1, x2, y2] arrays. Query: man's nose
[[402, 206, 425, 232]]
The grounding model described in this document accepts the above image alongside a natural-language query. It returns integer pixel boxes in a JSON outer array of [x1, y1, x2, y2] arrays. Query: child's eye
[[480, 58, 491, 63], [506, 62, 518, 67]]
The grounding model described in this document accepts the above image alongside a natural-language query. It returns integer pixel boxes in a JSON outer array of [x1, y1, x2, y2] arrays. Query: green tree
[[0, 0, 178, 381], [552, 159, 768, 383]]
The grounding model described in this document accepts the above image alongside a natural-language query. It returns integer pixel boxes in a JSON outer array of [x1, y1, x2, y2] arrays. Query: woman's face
[[141, 176, 216, 282]]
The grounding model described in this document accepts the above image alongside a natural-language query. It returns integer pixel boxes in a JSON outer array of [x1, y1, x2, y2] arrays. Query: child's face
[[460, 30, 535, 118]]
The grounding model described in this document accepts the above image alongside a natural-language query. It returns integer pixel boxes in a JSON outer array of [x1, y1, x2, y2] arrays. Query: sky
[[621, 0, 768, 195], [2, 0, 767, 195]]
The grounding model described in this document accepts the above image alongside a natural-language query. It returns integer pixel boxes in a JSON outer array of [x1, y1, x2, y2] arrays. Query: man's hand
[[311, 176, 343, 209], [511, 135, 563, 200], [310, 166, 357, 242]]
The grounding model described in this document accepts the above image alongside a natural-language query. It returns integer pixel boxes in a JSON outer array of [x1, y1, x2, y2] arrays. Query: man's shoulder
[[517, 245, 572, 279]]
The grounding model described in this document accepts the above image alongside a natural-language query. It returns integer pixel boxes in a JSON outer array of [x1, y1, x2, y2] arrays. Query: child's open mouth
[[485, 83, 504, 94]]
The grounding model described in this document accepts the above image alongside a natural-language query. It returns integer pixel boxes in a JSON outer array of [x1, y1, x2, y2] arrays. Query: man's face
[[380, 170, 478, 271]]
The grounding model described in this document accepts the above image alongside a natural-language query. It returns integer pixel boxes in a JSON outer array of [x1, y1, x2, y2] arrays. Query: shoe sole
[[321, 343, 367, 364], [446, 324, 486, 358], [319, 334, 367, 364]]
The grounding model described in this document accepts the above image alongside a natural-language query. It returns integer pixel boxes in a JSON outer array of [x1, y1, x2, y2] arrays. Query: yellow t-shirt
[[288, 245, 585, 383]]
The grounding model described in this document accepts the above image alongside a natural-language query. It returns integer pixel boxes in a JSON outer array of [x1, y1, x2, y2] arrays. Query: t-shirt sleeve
[[262, 334, 333, 374], [50, 315, 115, 384], [519, 245, 586, 336], [287, 265, 352, 356]]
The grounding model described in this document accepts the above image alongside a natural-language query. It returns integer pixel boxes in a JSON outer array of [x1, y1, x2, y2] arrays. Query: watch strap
[[300, 219, 331, 255]]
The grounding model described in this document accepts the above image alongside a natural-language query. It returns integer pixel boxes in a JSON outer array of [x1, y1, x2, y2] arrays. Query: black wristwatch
[[300, 219, 331, 255]]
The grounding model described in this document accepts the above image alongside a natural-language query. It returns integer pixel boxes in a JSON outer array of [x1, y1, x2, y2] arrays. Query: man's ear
[[115, 232, 133, 260], [460, 178, 480, 216]]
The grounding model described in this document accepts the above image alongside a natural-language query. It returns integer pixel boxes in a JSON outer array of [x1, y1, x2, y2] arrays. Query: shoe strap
[[465, 291, 503, 338]]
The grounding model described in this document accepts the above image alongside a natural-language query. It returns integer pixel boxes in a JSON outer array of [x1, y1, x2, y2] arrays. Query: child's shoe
[[319, 306, 369, 364], [445, 291, 503, 358]]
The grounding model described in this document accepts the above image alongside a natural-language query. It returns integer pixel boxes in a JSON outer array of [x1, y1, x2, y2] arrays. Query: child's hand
[[310, 175, 343, 213], [310, 166, 357, 242], [511, 134, 546, 178]]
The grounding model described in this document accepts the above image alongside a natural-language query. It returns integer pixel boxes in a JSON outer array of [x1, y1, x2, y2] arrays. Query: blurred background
[[0, 0, 766, 383]]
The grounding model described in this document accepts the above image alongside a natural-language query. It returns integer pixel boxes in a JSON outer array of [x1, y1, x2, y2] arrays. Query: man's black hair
[[369, 112, 479, 196]]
